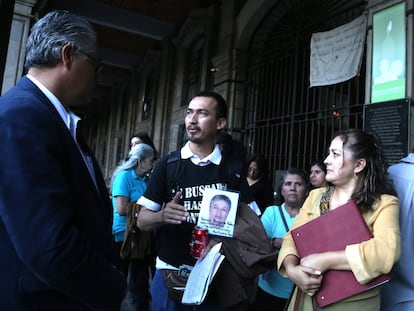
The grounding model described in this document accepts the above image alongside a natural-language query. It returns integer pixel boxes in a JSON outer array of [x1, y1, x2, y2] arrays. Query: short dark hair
[[310, 159, 327, 174], [130, 132, 157, 156], [193, 91, 227, 119], [247, 153, 269, 179]]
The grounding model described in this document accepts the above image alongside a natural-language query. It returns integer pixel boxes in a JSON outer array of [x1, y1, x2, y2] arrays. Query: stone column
[[211, 0, 249, 139], [0, 0, 15, 89], [212, 49, 248, 140], [1, 0, 36, 95]]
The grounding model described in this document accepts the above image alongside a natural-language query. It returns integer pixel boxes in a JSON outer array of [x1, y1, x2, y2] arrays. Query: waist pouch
[[161, 269, 189, 302]]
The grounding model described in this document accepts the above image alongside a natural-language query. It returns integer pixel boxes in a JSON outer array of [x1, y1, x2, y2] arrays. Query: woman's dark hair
[[247, 153, 269, 180], [310, 159, 327, 174], [276, 167, 310, 204], [130, 132, 157, 157], [332, 129, 395, 212]]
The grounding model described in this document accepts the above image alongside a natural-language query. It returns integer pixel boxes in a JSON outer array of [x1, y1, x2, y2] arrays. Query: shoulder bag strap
[[278, 205, 290, 232]]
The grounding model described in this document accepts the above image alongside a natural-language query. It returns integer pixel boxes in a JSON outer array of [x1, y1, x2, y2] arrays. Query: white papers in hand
[[181, 242, 225, 305]]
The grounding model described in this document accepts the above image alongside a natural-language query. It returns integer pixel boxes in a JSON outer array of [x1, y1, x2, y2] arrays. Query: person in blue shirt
[[111, 143, 155, 311], [253, 168, 310, 311]]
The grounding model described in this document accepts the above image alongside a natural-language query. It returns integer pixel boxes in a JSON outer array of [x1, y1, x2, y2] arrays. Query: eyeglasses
[[78, 49, 103, 74]]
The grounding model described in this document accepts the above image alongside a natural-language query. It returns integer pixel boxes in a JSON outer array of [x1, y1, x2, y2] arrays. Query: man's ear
[[354, 158, 366, 174], [217, 118, 226, 130], [61, 44, 73, 69]]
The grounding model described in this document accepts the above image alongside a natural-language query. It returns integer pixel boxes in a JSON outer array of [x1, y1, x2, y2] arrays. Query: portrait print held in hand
[[197, 188, 239, 237]]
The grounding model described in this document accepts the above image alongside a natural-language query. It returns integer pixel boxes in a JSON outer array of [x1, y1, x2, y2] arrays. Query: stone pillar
[[211, 0, 249, 140], [212, 49, 248, 140], [1, 0, 36, 95], [0, 0, 15, 90]]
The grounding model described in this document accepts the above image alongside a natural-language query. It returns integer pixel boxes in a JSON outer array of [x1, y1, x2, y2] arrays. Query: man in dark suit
[[0, 10, 126, 310]]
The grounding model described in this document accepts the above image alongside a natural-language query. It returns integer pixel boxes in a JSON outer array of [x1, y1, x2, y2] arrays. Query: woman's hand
[[301, 251, 349, 273], [300, 253, 329, 274], [288, 264, 323, 296], [283, 255, 323, 296]]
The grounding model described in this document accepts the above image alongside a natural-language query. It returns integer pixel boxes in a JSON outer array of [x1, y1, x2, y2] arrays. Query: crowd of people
[[0, 9, 411, 311]]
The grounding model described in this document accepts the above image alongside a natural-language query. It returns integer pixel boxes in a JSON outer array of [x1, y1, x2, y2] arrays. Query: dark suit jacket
[[0, 77, 126, 310]]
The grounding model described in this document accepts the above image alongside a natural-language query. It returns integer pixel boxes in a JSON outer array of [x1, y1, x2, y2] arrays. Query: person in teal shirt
[[253, 168, 310, 311], [111, 143, 155, 311]]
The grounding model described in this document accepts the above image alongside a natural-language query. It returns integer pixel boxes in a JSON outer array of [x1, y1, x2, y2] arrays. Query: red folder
[[291, 200, 390, 307]]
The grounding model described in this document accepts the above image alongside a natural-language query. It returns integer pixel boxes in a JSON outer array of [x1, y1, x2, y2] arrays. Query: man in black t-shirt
[[137, 91, 259, 310]]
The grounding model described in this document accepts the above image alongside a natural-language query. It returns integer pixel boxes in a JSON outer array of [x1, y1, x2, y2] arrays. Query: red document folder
[[291, 200, 390, 307]]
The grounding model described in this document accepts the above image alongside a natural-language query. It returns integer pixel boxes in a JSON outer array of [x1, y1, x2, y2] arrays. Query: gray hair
[[24, 10, 97, 70], [210, 194, 231, 211], [110, 143, 154, 189]]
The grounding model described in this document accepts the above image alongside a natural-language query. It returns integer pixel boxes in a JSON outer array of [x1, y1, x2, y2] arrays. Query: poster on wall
[[310, 15, 367, 87], [371, 2, 406, 103]]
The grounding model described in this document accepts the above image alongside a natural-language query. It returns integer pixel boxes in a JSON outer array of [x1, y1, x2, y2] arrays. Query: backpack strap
[[166, 150, 181, 196], [219, 151, 243, 191]]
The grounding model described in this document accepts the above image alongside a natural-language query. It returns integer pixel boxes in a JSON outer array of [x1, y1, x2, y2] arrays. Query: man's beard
[[186, 129, 202, 144], [188, 136, 202, 144]]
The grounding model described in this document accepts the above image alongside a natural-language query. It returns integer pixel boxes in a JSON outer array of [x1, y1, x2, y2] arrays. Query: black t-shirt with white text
[[143, 154, 251, 267]]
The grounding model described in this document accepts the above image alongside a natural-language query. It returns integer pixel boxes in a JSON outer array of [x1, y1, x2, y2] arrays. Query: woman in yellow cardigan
[[278, 129, 401, 311]]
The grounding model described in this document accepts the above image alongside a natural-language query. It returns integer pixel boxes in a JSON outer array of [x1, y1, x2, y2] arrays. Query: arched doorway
[[244, 0, 367, 183]]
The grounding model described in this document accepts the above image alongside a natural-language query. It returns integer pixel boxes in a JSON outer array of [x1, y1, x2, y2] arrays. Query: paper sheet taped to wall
[[310, 15, 367, 87]]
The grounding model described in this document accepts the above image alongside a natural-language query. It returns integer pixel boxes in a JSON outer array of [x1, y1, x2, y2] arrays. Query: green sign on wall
[[371, 2, 406, 103]]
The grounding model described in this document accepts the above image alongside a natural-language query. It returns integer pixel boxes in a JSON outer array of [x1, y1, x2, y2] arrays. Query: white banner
[[310, 15, 367, 87]]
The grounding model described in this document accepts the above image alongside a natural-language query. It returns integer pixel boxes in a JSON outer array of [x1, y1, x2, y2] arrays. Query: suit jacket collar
[[18, 77, 109, 198]]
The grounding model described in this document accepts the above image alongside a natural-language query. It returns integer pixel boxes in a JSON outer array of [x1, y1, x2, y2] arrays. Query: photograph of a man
[[209, 194, 231, 228], [197, 188, 239, 237]]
